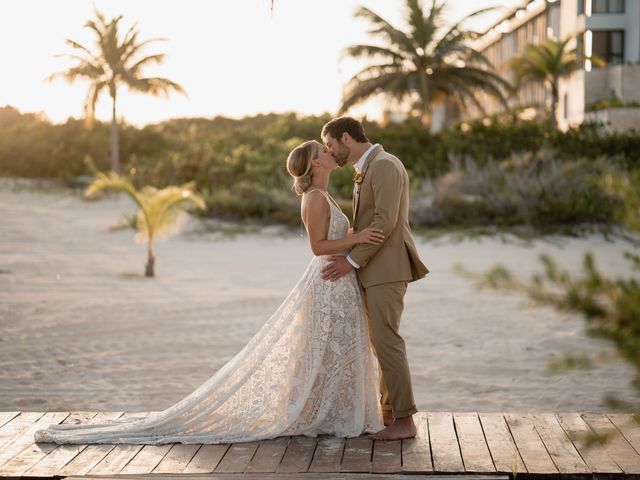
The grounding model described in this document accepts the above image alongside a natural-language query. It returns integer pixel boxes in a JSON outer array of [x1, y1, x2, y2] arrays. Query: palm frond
[[341, 70, 413, 112], [84, 172, 144, 209], [126, 53, 167, 74], [342, 44, 408, 64], [83, 80, 108, 126], [135, 182, 205, 240], [63, 38, 102, 64], [123, 75, 186, 97], [355, 6, 416, 55], [122, 37, 168, 64]]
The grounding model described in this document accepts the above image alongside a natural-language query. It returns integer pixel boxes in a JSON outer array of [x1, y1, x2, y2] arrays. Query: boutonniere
[[353, 171, 364, 185]]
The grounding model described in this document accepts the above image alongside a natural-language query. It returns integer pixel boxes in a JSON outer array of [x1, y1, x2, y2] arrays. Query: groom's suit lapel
[[353, 145, 383, 222]]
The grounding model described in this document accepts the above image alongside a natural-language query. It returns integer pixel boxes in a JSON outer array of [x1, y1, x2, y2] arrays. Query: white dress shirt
[[347, 144, 379, 269]]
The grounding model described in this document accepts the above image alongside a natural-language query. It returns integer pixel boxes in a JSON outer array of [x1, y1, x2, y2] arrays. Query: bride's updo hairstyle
[[286, 140, 320, 195]]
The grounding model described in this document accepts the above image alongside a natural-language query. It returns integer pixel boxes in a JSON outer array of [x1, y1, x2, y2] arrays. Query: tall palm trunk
[[110, 92, 120, 173], [550, 80, 559, 129]]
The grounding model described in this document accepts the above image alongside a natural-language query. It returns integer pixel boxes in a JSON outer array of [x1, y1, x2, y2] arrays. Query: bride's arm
[[302, 192, 383, 256]]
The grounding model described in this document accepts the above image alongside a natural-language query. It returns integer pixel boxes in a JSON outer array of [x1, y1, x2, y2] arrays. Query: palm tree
[[509, 36, 603, 128], [47, 9, 186, 173], [85, 173, 206, 277], [341, 0, 511, 126]]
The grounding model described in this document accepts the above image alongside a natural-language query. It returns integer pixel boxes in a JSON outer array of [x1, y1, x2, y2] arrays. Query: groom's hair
[[322, 116, 369, 143]]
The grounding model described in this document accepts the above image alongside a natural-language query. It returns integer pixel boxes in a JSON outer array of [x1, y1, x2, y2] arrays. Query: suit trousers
[[363, 281, 417, 418]]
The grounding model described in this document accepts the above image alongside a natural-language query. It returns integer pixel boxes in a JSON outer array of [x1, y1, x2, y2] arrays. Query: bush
[[1, 105, 639, 227], [411, 151, 623, 228]]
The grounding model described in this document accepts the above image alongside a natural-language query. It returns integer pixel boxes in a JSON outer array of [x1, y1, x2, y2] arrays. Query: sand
[[1, 179, 639, 413]]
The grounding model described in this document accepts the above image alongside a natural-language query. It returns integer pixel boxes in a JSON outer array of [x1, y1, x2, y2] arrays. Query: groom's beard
[[333, 147, 350, 167], [335, 156, 348, 167]]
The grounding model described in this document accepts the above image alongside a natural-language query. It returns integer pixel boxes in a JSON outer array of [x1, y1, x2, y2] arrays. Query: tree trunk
[[110, 94, 120, 173], [550, 81, 559, 129], [145, 240, 155, 277]]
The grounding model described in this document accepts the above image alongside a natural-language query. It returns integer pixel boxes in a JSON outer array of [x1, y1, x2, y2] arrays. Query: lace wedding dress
[[34, 191, 383, 444]]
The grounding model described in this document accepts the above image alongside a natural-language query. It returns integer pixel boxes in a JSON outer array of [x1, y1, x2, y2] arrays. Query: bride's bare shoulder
[[301, 190, 329, 219]]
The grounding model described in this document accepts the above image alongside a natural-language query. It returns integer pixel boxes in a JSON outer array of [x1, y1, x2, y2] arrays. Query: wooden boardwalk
[[0, 411, 638, 479]]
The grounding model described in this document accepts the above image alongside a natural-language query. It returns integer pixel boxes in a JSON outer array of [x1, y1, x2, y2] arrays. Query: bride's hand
[[355, 226, 385, 245]]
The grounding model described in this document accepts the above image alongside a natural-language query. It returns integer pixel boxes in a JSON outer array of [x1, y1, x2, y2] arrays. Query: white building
[[465, 0, 640, 132]]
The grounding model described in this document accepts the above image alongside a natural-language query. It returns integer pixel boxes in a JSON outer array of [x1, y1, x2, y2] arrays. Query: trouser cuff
[[394, 406, 418, 418]]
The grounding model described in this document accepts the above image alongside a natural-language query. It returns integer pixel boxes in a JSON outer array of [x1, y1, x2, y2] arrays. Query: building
[[465, 0, 640, 132]]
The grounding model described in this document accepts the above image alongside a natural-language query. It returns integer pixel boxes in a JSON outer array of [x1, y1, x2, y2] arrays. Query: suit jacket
[[349, 145, 429, 289]]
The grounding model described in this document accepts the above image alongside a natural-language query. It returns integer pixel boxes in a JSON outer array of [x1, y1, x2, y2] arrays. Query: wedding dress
[[34, 191, 383, 444]]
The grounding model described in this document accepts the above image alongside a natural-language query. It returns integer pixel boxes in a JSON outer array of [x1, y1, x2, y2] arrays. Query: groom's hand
[[321, 256, 353, 282]]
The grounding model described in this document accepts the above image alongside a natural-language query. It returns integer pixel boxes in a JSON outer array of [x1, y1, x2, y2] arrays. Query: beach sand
[[1, 179, 639, 413]]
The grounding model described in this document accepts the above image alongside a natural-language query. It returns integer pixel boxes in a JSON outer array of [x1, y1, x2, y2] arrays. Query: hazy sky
[[1, 0, 523, 126]]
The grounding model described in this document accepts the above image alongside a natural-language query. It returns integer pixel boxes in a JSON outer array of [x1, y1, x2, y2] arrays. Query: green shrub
[[1, 105, 639, 227], [411, 152, 623, 228]]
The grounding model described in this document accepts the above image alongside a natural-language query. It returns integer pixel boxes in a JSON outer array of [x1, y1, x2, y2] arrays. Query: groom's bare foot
[[369, 415, 417, 440], [382, 410, 394, 427]]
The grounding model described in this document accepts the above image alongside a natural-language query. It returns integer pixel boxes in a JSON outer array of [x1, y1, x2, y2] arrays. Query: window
[[592, 0, 625, 13], [578, 0, 584, 14], [593, 0, 607, 13], [609, 0, 625, 12], [592, 30, 625, 65]]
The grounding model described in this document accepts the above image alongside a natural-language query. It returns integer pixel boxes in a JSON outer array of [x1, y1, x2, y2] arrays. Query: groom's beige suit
[[348, 144, 428, 418]]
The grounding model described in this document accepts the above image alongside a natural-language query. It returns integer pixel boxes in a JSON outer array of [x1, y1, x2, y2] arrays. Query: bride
[[34, 140, 385, 445]]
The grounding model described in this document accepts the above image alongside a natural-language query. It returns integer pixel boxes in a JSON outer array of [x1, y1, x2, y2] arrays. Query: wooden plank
[[308, 436, 345, 473], [504, 413, 558, 474], [58, 443, 115, 476], [276, 435, 317, 473], [0, 412, 45, 450], [428, 411, 463, 472], [120, 444, 173, 474], [183, 444, 230, 473], [402, 411, 433, 472], [0, 411, 68, 469], [65, 474, 510, 480], [2, 412, 96, 476], [153, 443, 201, 473], [582, 412, 640, 473], [608, 413, 640, 455], [1, 431, 59, 475], [453, 412, 495, 472], [340, 435, 372, 473], [556, 412, 621, 475], [27, 412, 122, 476], [0, 412, 19, 430], [531, 413, 590, 475], [88, 443, 143, 474], [478, 413, 525, 475], [214, 441, 260, 473], [246, 437, 289, 473], [83, 412, 149, 475], [371, 440, 401, 473]]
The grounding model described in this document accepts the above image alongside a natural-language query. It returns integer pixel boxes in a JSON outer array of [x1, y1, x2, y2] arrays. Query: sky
[[1, 0, 523, 126]]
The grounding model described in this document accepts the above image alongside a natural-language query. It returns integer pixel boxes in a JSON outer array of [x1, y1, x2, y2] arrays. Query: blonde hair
[[286, 140, 320, 195]]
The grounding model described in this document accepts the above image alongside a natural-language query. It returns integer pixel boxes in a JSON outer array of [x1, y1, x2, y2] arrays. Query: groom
[[321, 116, 428, 440]]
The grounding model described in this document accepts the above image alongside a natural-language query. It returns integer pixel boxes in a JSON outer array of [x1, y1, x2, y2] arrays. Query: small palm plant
[[85, 173, 206, 277]]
